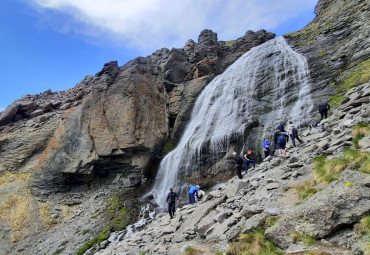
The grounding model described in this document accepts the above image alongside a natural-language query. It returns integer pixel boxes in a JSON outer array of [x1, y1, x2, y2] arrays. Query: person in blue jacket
[[262, 138, 271, 158], [188, 185, 200, 204]]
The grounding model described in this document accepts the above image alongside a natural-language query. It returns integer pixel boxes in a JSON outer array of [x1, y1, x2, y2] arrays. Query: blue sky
[[0, 0, 317, 112]]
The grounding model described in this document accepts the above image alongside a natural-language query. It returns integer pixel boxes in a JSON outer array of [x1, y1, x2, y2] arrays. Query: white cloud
[[28, 0, 317, 51]]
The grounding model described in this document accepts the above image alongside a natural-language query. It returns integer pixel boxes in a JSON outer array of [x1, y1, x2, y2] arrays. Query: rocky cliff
[[0, 0, 369, 254], [0, 29, 274, 254], [93, 81, 370, 254]]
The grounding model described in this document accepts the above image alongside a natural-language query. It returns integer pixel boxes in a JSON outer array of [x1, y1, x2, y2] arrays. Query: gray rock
[[265, 183, 280, 190], [265, 170, 370, 249]]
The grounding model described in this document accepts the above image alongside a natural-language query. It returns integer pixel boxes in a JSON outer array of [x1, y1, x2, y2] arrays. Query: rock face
[[92, 81, 370, 255], [284, 0, 370, 99], [0, 30, 274, 195], [0, 0, 369, 254]]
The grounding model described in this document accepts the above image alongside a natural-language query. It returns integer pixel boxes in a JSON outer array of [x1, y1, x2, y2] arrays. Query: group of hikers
[[233, 101, 331, 179], [165, 102, 331, 217]]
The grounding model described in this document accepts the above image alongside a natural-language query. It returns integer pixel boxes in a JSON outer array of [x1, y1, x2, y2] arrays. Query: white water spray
[[151, 37, 313, 207]]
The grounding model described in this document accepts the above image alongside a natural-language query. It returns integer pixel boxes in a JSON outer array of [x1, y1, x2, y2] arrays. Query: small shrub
[[214, 252, 223, 255], [184, 246, 199, 255], [82, 229, 89, 235]]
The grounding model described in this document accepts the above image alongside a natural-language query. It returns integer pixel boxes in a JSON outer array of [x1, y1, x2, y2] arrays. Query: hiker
[[166, 188, 179, 219], [318, 102, 330, 120], [243, 150, 256, 174], [188, 185, 200, 205], [262, 138, 271, 158], [276, 122, 285, 132], [233, 152, 243, 179], [274, 128, 289, 157], [288, 121, 303, 147]]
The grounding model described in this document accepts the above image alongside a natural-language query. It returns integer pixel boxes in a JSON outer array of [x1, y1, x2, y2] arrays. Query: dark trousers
[[168, 202, 175, 217], [244, 160, 256, 173], [188, 193, 196, 204], [320, 110, 328, 120], [264, 149, 270, 158], [290, 134, 303, 147], [236, 166, 242, 179]]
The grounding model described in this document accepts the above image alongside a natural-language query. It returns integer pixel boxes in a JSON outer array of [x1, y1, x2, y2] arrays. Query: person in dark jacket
[[233, 152, 243, 179], [188, 185, 200, 205], [276, 122, 285, 132], [243, 150, 256, 174], [262, 138, 271, 158], [318, 102, 330, 120], [166, 188, 179, 219], [274, 128, 289, 157]]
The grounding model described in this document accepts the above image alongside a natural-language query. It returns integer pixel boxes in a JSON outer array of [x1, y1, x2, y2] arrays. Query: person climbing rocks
[[262, 138, 271, 158], [288, 121, 303, 147], [274, 128, 289, 157], [166, 188, 179, 219], [318, 102, 330, 120], [233, 152, 243, 179], [243, 150, 256, 174], [188, 185, 200, 205], [276, 122, 285, 132]]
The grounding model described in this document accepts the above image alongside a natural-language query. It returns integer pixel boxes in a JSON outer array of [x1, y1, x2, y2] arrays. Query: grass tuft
[[295, 181, 320, 200], [227, 228, 283, 255], [184, 246, 201, 255], [291, 231, 316, 246]]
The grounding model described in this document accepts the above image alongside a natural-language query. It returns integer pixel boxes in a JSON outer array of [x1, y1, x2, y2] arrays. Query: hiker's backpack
[[277, 132, 287, 143], [292, 127, 298, 137], [318, 103, 327, 112]]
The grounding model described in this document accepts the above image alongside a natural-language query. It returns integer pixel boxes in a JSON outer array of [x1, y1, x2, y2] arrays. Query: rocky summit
[[0, 0, 369, 254]]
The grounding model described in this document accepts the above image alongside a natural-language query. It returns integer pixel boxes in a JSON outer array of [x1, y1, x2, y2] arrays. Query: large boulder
[[265, 170, 370, 249]]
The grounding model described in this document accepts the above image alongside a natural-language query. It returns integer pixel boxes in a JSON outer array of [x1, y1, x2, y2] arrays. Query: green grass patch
[[77, 229, 110, 255], [106, 197, 130, 231], [330, 59, 370, 108], [265, 216, 281, 228], [314, 155, 350, 183], [318, 51, 328, 57], [82, 229, 89, 235], [225, 40, 236, 47], [184, 246, 200, 255], [227, 228, 283, 255], [291, 231, 316, 246], [295, 181, 320, 200]]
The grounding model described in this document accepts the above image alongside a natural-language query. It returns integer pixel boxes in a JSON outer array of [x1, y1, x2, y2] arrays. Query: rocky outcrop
[[92, 81, 370, 255], [285, 0, 370, 99]]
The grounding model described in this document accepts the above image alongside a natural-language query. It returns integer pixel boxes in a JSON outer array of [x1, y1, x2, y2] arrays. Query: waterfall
[[151, 37, 313, 207]]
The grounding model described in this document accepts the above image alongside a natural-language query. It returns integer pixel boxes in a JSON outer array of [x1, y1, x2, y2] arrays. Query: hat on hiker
[[233, 152, 237, 155]]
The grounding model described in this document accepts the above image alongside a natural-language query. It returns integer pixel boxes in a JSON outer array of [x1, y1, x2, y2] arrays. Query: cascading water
[[151, 37, 313, 207]]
